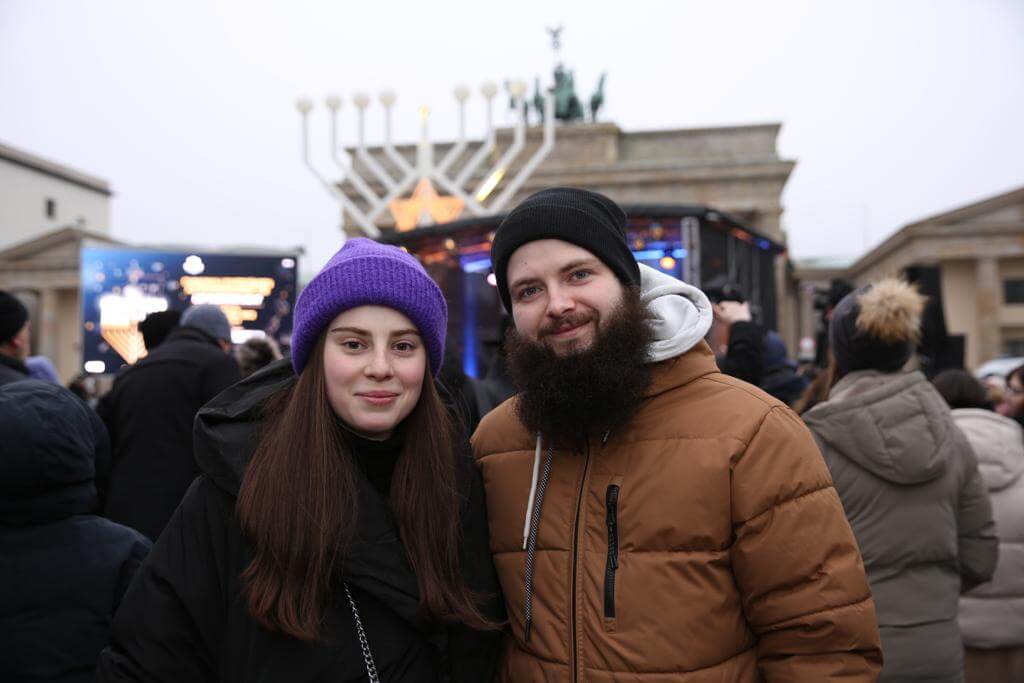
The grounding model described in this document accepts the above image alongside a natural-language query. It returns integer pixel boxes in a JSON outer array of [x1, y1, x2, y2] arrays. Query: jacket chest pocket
[[604, 483, 620, 628]]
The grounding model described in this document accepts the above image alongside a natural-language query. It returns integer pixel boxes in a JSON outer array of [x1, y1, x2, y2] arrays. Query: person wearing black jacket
[[702, 277, 764, 385], [708, 299, 764, 385], [97, 304, 240, 540], [0, 380, 150, 682], [97, 239, 501, 682]]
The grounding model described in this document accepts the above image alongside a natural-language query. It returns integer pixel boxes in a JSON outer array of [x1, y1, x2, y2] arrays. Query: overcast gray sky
[[2, 0, 1022, 276]]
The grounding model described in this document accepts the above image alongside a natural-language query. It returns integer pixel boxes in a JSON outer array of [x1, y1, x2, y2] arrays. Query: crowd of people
[[1, 187, 1022, 682]]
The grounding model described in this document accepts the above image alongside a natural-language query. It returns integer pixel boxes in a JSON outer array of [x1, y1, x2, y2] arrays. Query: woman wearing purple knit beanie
[[99, 239, 502, 683]]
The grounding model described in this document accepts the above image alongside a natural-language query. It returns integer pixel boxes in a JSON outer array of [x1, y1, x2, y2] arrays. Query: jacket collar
[[166, 325, 222, 348], [644, 340, 720, 400], [0, 353, 29, 377]]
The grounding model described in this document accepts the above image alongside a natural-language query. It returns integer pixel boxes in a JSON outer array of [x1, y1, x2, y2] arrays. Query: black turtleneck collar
[[339, 422, 405, 499]]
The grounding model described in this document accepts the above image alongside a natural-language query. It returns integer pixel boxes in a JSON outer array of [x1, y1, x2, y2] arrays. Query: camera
[[703, 275, 746, 304]]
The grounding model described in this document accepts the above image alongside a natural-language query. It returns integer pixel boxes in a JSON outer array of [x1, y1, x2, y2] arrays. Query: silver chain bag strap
[[343, 582, 380, 683]]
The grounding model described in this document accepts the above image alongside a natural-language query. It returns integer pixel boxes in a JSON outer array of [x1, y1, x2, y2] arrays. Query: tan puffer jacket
[[473, 342, 882, 682]]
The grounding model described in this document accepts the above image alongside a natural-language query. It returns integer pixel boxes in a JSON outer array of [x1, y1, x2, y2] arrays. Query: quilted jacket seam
[[735, 481, 833, 526], [580, 643, 757, 675], [758, 593, 874, 631]]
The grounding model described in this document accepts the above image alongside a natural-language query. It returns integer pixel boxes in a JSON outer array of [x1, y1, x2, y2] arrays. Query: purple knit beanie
[[291, 238, 447, 376]]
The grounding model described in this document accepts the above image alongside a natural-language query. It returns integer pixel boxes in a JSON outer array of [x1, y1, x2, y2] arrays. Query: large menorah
[[296, 81, 556, 238]]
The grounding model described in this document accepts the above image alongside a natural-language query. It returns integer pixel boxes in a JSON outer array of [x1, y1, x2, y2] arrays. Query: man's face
[[2, 321, 30, 361], [506, 239, 624, 356]]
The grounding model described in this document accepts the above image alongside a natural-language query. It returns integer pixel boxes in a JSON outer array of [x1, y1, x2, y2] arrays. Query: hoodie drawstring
[[522, 434, 542, 550], [523, 434, 554, 643]]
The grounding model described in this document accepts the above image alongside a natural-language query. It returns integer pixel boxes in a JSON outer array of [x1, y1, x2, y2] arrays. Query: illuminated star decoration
[[389, 178, 464, 232]]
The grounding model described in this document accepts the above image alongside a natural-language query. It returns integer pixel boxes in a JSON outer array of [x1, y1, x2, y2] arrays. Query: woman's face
[[999, 372, 1024, 418], [322, 306, 427, 440]]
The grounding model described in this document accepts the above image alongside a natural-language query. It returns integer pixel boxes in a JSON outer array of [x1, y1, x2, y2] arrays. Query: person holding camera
[[703, 277, 764, 386]]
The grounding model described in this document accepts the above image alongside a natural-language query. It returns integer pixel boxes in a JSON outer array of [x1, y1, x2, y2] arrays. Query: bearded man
[[472, 187, 883, 682]]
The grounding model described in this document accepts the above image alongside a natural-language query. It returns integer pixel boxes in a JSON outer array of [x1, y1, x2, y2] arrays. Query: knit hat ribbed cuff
[[291, 239, 447, 376], [491, 188, 640, 312]]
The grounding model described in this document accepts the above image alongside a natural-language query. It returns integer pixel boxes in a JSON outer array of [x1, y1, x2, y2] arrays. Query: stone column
[[37, 286, 60, 365], [975, 256, 1001, 364], [775, 253, 797, 349]]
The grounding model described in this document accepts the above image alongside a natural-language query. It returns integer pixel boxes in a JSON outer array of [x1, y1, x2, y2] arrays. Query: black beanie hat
[[490, 187, 641, 312], [829, 279, 925, 378], [0, 291, 29, 344], [138, 309, 182, 350]]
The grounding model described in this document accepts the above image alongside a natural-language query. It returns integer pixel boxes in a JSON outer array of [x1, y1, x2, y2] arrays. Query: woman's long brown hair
[[236, 337, 493, 642]]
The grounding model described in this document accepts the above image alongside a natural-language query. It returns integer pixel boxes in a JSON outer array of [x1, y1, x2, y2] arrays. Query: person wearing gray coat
[[804, 278, 998, 683]]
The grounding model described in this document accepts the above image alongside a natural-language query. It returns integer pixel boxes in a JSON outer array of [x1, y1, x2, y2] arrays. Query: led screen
[[80, 246, 297, 374]]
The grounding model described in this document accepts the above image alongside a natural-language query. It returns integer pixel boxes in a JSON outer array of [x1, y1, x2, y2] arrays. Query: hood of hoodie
[[803, 370, 952, 485], [953, 408, 1024, 491], [640, 264, 713, 363], [0, 379, 103, 524]]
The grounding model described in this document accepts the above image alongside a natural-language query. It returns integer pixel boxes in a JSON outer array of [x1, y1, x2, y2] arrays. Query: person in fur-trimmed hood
[[804, 278, 998, 683], [473, 187, 882, 682]]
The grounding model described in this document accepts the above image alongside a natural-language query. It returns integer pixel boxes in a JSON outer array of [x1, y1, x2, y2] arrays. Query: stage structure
[[80, 246, 297, 374], [296, 82, 556, 237], [382, 207, 784, 379]]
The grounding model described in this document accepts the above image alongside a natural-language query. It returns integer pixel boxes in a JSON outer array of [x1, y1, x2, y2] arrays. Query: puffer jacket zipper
[[604, 484, 620, 619], [569, 442, 591, 683]]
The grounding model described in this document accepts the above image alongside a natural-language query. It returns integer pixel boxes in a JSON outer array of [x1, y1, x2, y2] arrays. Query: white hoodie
[[639, 263, 713, 362]]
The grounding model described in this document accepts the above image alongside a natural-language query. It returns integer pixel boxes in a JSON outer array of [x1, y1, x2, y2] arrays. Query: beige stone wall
[[940, 260, 981, 368], [56, 288, 82, 383], [793, 206, 1024, 371], [0, 231, 96, 382], [616, 125, 783, 164], [343, 121, 794, 243], [999, 258, 1024, 356], [0, 160, 110, 252]]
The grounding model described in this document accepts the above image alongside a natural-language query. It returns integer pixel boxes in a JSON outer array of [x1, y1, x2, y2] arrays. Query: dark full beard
[[506, 287, 652, 449]]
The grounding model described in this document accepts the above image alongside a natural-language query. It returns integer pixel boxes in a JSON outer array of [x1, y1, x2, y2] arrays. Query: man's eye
[[570, 270, 591, 281], [517, 286, 540, 300]]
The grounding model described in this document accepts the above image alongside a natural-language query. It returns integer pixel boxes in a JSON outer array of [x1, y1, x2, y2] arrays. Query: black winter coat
[[97, 325, 240, 540], [0, 353, 30, 387], [716, 320, 764, 385], [97, 360, 503, 683], [0, 380, 151, 683]]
